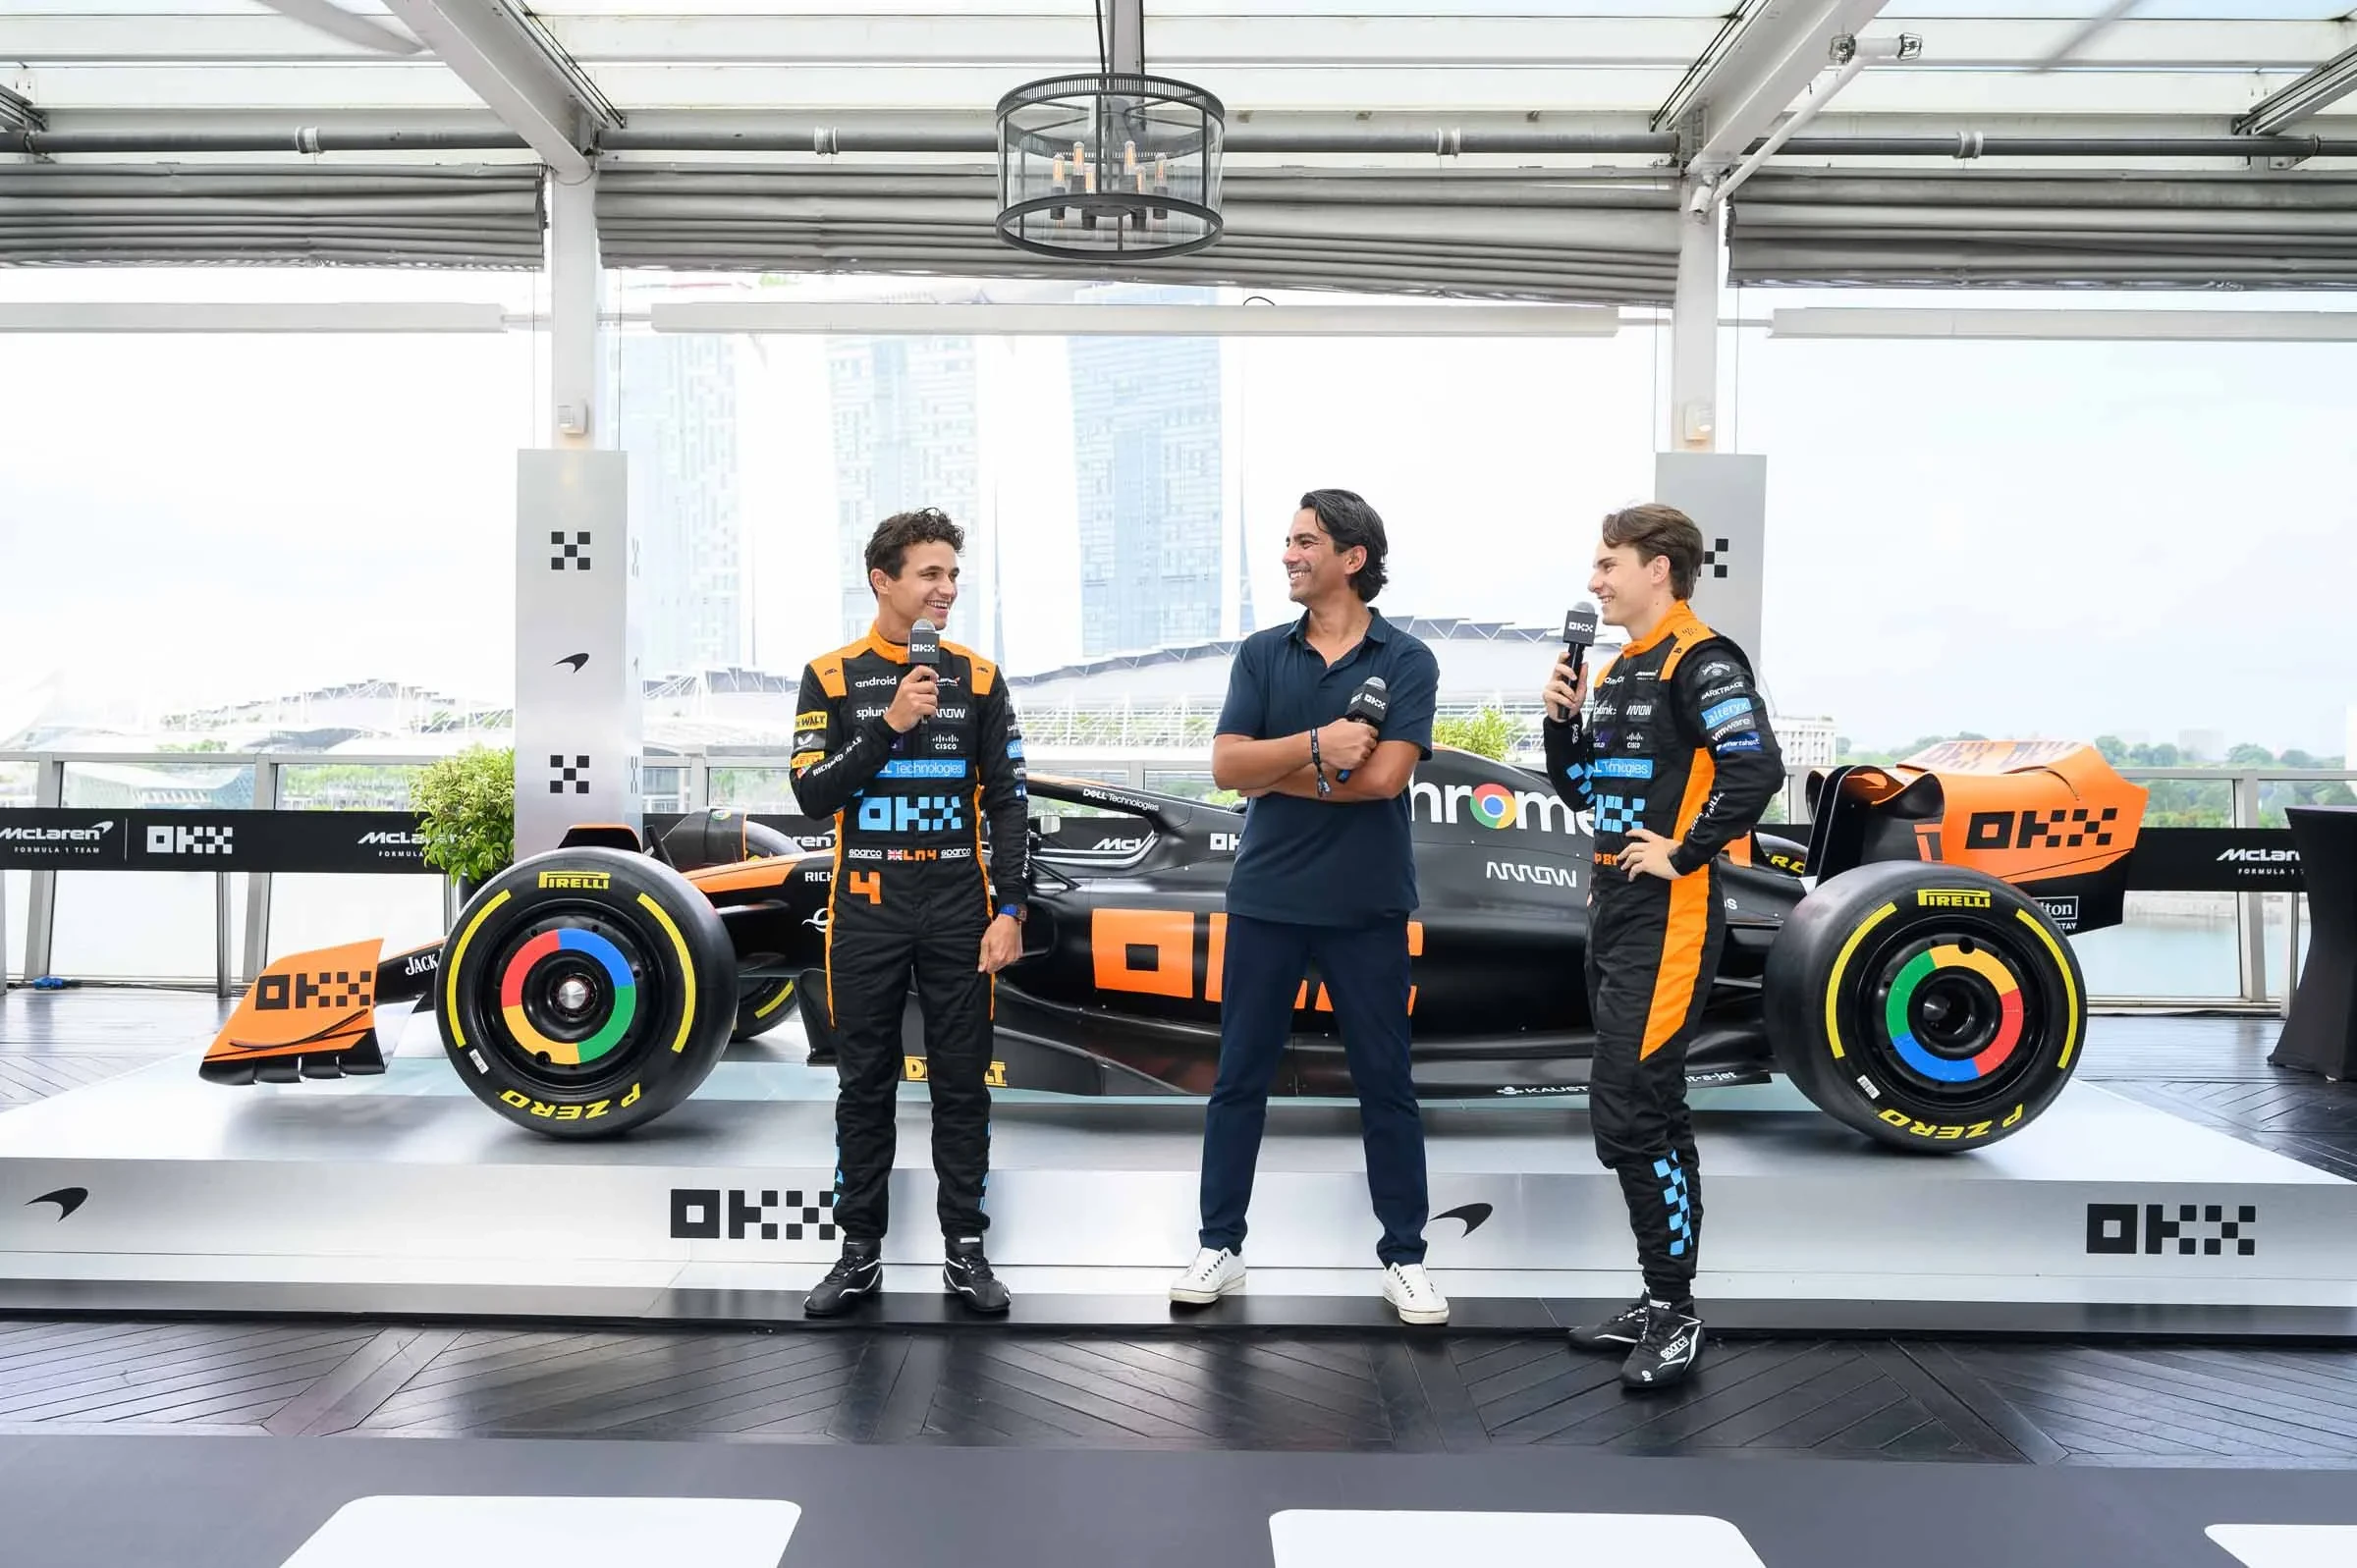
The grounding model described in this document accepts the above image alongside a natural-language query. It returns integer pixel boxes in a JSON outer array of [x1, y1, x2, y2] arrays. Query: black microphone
[[907, 618, 941, 747], [1337, 676, 1388, 783], [1553, 602, 1600, 722]]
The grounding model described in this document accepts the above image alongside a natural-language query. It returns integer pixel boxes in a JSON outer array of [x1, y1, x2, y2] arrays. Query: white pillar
[[549, 170, 600, 448], [1670, 181, 1722, 454], [514, 168, 640, 860]]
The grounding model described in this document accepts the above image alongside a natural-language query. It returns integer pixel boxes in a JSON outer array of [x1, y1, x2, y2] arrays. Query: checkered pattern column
[[1654, 452, 1768, 665], [516, 450, 641, 858]]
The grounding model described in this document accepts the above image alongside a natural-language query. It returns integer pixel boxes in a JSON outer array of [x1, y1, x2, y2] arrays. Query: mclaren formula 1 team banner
[[0, 810, 432, 873]]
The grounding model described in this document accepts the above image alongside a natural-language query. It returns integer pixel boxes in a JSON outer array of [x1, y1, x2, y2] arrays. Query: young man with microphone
[[1543, 504, 1783, 1389], [790, 507, 1031, 1318], [1170, 489, 1449, 1325]]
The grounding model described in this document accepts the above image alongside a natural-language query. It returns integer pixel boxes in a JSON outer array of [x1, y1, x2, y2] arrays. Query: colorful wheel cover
[[1884, 943, 2022, 1084], [498, 928, 636, 1065]]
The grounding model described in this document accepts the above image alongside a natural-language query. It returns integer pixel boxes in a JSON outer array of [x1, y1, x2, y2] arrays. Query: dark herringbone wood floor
[[2, 990, 2355, 1465]]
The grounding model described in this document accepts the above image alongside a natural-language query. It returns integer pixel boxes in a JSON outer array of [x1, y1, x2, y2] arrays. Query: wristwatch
[[997, 902, 1027, 924]]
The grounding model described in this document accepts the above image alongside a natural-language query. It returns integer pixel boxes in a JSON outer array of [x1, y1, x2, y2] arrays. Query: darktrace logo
[[1433, 1202, 1493, 1237], [25, 1187, 87, 1220]]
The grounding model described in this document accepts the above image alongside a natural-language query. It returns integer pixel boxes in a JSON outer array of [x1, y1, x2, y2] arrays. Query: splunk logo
[[1410, 778, 1577, 835]]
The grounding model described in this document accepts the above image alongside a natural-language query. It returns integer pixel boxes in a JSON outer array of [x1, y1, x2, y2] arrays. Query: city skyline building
[[614, 332, 744, 680], [1069, 284, 1227, 656], [824, 334, 983, 647]]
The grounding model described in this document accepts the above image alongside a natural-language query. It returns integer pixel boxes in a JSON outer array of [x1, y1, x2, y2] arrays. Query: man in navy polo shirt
[[1168, 489, 1448, 1325]]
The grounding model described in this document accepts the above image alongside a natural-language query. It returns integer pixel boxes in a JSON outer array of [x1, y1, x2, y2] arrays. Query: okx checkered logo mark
[[551, 530, 592, 571], [781, 1189, 837, 1243], [550, 755, 590, 795], [147, 823, 234, 856], [1701, 537, 1730, 579], [2086, 1201, 2257, 1257]]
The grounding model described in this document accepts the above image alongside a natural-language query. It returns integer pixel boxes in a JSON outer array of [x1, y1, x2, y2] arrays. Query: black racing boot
[[1567, 1295, 1652, 1351], [1618, 1300, 1705, 1392], [801, 1239, 882, 1318], [943, 1237, 1012, 1315]]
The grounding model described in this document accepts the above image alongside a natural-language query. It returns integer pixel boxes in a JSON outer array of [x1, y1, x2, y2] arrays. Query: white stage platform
[[0, 1008, 2347, 1334]]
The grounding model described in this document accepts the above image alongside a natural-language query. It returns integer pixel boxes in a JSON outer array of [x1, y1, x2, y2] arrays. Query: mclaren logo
[[2218, 847, 2297, 864], [25, 1187, 87, 1220], [1915, 889, 1993, 909], [557, 653, 589, 672], [358, 831, 424, 846], [0, 822, 112, 842], [1432, 1202, 1493, 1237], [537, 870, 613, 891]]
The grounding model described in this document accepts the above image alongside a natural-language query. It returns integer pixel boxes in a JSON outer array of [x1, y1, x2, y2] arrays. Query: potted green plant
[[411, 745, 515, 900]]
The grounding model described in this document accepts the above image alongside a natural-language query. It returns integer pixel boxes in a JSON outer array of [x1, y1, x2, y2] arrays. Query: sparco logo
[[670, 1187, 836, 1243], [2218, 847, 2298, 864], [0, 821, 111, 843], [1485, 860, 1577, 888], [147, 824, 233, 856]]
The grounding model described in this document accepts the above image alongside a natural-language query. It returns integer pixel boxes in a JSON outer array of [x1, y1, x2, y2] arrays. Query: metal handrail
[[2, 748, 2336, 1010]]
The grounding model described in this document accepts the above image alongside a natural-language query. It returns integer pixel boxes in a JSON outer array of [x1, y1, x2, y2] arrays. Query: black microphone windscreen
[[908, 618, 941, 666]]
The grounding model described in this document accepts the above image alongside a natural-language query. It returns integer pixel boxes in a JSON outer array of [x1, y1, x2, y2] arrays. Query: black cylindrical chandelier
[[995, 73, 1226, 260]]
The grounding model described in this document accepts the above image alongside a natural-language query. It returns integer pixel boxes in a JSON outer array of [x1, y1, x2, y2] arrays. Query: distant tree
[[2281, 749, 2322, 771], [2228, 742, 2276, 767], [2094, 735, 2128, 764], [1433, 708, 1515, 762]]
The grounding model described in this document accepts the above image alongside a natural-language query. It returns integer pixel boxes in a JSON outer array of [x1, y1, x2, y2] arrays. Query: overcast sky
[[3, 267, 2352, 754]]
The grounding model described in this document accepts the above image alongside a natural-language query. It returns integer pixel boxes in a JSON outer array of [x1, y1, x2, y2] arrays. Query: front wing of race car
[[198, 938, 443, 1084]]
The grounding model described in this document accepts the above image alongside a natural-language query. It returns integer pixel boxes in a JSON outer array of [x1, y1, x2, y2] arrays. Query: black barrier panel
[[0, 809, 431, 873], [0, 811, 131, 866], [2125, 828, 2302, 893]]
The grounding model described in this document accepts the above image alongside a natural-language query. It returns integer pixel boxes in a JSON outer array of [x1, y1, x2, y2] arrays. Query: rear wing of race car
[[1804, 739, 2148, 937]]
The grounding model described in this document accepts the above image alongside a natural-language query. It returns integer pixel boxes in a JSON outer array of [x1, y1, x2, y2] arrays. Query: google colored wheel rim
[[498, 928, 637, 1065]]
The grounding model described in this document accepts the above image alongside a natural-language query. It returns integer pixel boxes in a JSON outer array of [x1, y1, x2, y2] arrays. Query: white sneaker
[[1382, 1262, 1451, 1325], [1170, 1246, 1246, 1304]]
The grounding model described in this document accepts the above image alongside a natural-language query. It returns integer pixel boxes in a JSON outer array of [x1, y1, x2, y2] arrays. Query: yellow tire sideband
[[442, 889, 515, 1053], [1823, 902, 1898, 1062], [2015, 905, 2083, 1069], [636, 892, 699, 1054]]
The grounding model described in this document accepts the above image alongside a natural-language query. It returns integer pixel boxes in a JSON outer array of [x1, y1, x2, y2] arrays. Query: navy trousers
[[1197, 913, 1430, 1266]]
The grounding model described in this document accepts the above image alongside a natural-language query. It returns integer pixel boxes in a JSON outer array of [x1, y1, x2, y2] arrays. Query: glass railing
[[0, 748, 2330, 1011]]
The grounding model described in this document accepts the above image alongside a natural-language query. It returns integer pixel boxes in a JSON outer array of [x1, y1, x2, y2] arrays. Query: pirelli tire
[[1764, 860, 2085, 1155], [435, 847, 739, 1139]]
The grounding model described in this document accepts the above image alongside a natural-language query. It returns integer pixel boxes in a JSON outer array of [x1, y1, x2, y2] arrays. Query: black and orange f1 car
[[202, 740, 2146, 1153]]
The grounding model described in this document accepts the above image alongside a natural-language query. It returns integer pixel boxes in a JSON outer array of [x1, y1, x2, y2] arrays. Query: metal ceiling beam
[[9, 15, 2343, 71], [0, 84, 44, 137], [2235, 39, 2357, 137], [1656, 0, 1892, 174], [379, 0, 615, 178], [1108, 0, 1143, 76]]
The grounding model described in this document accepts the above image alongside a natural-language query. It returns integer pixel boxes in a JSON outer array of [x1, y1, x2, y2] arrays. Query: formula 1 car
[[202, 738, 2144, 1154]]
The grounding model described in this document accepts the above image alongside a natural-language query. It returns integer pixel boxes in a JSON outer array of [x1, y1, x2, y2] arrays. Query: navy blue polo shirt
[[1217, 610, 1440, 927]]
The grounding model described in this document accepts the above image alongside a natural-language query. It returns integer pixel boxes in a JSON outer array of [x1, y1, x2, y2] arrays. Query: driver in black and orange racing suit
[[1544, 514, 1783, 1390], [789, 621, 1030, 1317]]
